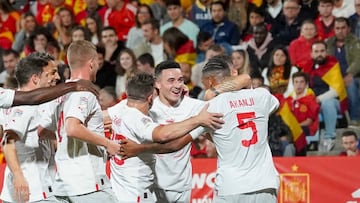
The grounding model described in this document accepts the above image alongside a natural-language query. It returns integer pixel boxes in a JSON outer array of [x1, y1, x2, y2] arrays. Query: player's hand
[[13, 172, 29, 202], [119, 139, 143, 159], [105, 140, 121, 156], [75, 80, 99, 97], [196, 103, 224, 130]]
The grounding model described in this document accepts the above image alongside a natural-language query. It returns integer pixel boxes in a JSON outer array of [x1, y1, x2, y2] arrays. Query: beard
[[313, 56, 327, 65]]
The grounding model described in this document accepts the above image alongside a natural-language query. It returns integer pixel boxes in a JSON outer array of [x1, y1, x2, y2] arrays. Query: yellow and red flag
[[175, 40, 197, 66]]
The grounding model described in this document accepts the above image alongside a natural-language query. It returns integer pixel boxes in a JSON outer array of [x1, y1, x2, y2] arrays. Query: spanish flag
[[305, 56, 348, 113], [279, 99, 307, 153], [0, 30, 14, 49], [175, 40, 197, 66]]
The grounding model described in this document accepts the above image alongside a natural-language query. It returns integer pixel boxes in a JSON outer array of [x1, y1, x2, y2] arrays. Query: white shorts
[[56, 188, 118, 203], [213, 188, 277, 203], [154, 188, 190, 203]]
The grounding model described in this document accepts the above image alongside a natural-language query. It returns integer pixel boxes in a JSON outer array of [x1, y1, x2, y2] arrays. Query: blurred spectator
[[349, 0, 360, 38], [126, 4, 154, 50], [52, 7, 77, 47], [150, 0, 170, 25], [192, 44, 225, 89], [195, 31, 213, 63], [115, 48, 138, 98], [282, 72, 320, 156], [303, 41, 348, 152], [262, 46, 298, 98], [180, 62, 202, 98], [104, 0, 136, 42], [250, 72, 264, 88], [57, 63, 70, 83], [289, 20, 319, 70], [86, 14, 103, 45], [264, 0, 283, 26], [270, 0, 303, 46], [315, 0, 335, 40], [299, 0, 319, 20], [247, 22, 278, 76], [200, 1, 241, 46], [134, 19, 167, 65], [187, 0, 212, 28], [3, 75, 17, 89], [99, 86, 118, 110], [46, 40, 64, 63], [231, 49, 251, 75], [137, 53, 155, 75], [0, 49, 19, 86], [95, 45, 116, 89], [0, 0, 19, 49], [100, 26, 125, 64], [340, 130, 360, 156], [326, 17, 360, 128], [85, 0, 107, 22], [242, 7, 266, 42], [332, 0, 355, 18], [12, 12, 38, 53], [71, 25, 91, 42], [24, 26, 56, 56], [160, 0, 199, 46], [162, 27, 196, 66], [228, 0, 255, 34]]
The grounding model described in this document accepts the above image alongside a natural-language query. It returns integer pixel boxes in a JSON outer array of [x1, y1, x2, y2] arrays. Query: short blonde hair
[[67, 40, 96, 70]]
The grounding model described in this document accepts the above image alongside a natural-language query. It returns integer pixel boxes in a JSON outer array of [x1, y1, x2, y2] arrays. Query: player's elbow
[[152, 128, 172, 143]]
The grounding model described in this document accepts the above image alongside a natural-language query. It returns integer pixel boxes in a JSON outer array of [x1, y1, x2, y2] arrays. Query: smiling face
[[119, 52, 135, 71], [38, 60, 60, 87], [155, 68, 184, 106]]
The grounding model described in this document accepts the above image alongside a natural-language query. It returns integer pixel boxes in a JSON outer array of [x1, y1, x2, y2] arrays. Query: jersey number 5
[[236, 112, 258, 147]]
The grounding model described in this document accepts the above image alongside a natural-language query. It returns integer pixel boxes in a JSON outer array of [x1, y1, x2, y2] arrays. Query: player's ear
[[31, 74, 40, 86]]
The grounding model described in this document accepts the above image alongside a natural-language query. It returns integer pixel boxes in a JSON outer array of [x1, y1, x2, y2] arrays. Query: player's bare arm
[[66, 117, 120, 156], [120, 135, 193, 159], [2, 130, 29, 202], [152, 104, 223, 143], [204, 73, 251, 100], [12, 80, 99, 106], [37, 126, 56, 140]]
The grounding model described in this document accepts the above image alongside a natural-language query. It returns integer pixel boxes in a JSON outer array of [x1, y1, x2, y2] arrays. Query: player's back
[[108, 102, 157, 201], [208, 88, 280, 195]]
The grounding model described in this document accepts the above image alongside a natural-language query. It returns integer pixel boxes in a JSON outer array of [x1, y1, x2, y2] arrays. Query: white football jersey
[[108, 102, 159, 202], [39, 90, 111, 196], [0, 105, 55, 202], [149, 96, 205, 192], [201, 88, 280, 195], [0, 88, 15, 108]]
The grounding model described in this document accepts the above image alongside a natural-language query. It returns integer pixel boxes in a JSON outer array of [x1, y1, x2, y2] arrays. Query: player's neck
[[70, 70, 91, 81], [127, 99, 149, 115], [158, 94, 182, 107]]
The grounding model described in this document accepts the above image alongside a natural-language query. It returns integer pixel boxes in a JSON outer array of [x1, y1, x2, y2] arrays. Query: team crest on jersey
[[78, 97, 88, 113], [141, 117, 152, 125], [13, 109, 23, 117], [113, 117, 122, 126]]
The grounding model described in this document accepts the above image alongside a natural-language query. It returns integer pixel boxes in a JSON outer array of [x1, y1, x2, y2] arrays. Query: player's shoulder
[[182, 96, 204, 105]]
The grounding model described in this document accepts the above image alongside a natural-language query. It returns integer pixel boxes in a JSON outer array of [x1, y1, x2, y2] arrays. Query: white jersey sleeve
[[0, 88, 15, 108]]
